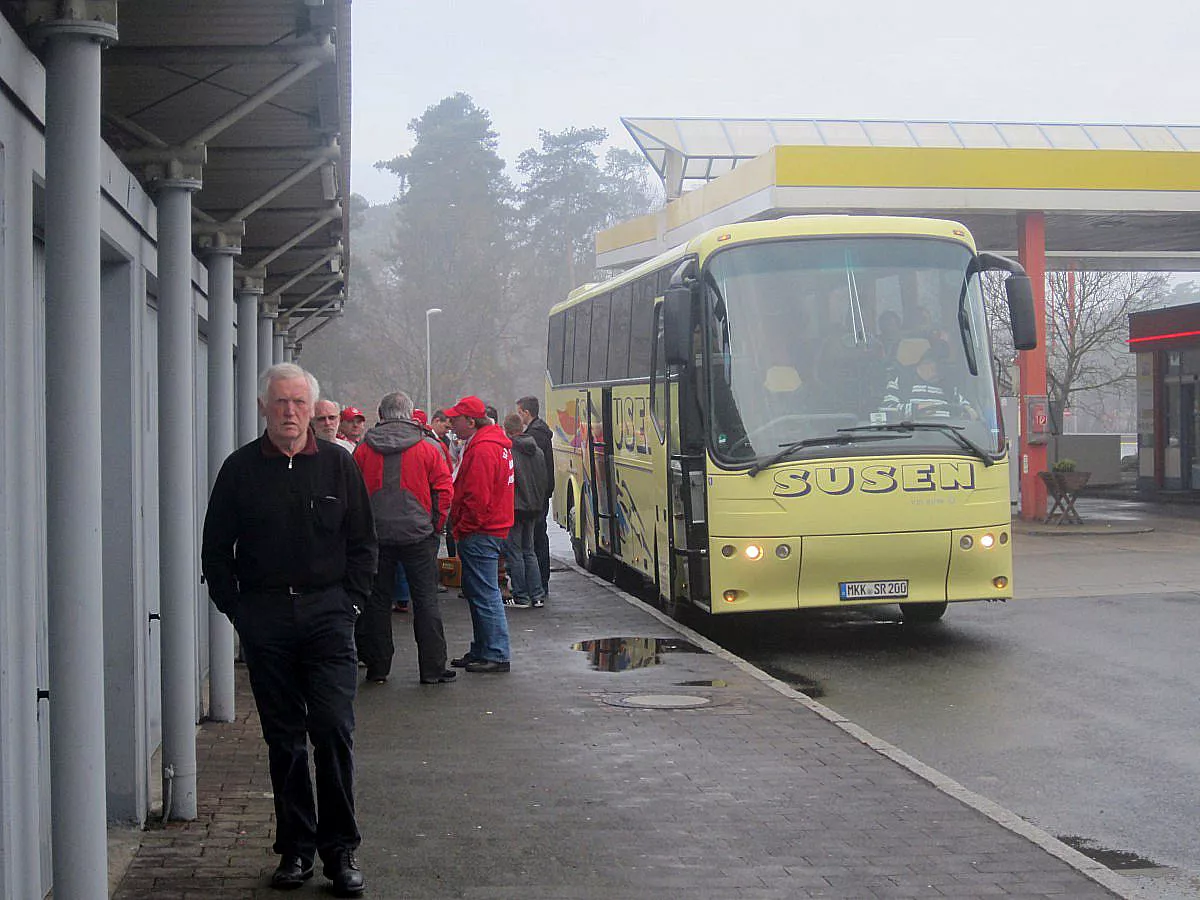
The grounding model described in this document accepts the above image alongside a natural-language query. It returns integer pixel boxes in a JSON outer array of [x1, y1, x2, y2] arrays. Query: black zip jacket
[[511, 432, 548, 517], [202, 430, 378, 617], [524, 415, 554, 498]]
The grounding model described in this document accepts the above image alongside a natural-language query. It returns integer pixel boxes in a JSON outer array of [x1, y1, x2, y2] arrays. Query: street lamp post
[[425, 307, 443, 416]]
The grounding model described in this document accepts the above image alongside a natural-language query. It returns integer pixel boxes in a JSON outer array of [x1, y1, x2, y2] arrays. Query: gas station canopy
[[602, 116, 1200, 272]]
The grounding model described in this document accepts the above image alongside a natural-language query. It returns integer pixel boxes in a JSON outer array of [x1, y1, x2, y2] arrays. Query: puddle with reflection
[[571, 637, 707, 672], [1056, 835, 1164, 871], [675, 679, 727, 688]]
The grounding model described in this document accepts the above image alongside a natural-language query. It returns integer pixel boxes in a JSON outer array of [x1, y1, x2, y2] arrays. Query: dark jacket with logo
[[511, 432, 548, 520], [201, 430, 378, 618], [353, 417, 453, 546], [524, 415, 554, 499]]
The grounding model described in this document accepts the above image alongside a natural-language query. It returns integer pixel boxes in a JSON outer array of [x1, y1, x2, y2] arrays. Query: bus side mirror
[[1005, 275, 1038, 351], [663, 285, 693, 366]]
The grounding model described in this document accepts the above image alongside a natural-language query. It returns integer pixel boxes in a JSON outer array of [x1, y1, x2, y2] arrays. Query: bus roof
[[551, 214, 978, 315]]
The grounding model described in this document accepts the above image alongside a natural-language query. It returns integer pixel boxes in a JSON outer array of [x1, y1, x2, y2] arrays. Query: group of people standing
[[200, 363, 556, 896]]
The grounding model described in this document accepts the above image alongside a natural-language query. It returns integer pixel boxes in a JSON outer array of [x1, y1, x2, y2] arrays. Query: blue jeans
[[504, 516, 545, 601], [457, 533, 512, 663]]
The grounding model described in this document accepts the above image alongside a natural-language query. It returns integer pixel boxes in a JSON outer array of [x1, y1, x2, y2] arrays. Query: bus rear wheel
[[900, 601, 948, 624]]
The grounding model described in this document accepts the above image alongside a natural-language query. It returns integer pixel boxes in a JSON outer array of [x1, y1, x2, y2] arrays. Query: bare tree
[[983, 269, 1166, 431]]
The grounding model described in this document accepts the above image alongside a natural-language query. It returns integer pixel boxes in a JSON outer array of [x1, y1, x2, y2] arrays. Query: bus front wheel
[[900, 601, 948, 624]]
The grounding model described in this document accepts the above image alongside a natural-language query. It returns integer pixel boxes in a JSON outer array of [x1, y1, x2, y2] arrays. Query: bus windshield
[[705, 237, 1003, 466]]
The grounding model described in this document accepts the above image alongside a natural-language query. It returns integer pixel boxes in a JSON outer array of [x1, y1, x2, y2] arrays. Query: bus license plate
[[839, 580, 908, 600]]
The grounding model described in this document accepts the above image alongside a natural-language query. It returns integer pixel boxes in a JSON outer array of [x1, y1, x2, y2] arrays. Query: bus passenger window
[[629, 279, 654, 378], [589, 294, 612, 381], [562, 307, 576, 383], [547, 313, 566, 385], [573, 301, 592, 383]]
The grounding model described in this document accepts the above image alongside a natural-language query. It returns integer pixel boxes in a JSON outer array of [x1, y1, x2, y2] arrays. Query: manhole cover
[[606, 693, 711, 709]]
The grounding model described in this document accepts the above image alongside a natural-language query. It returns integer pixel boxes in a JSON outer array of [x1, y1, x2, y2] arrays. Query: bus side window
[[547, 312, 566, 385], [562, 307, 576, 383], [573, 301, 592, 384], [608, 285, 632, 379], [589, 293, 612, 381], [629, 277, 654, 378]]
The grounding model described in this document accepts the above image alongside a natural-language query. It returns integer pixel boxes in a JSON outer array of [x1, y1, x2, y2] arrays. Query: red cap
[[340, 406, 365, 422], [443, 395, 486, 419], [413, 409, 428, 427]]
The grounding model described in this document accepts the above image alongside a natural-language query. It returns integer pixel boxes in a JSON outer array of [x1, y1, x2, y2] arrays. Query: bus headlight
[[980, 533, 995, 549], [744, 544, 763, 561]]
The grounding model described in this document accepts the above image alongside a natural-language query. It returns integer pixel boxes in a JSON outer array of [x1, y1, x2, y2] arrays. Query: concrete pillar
[[273, 326, 286, 365], [203, 248, 237, 722], [155, 180, 201, 820], [237, 279, 264, 446], [39, 12, 118, 898], [1017, 212, 1049, 521]]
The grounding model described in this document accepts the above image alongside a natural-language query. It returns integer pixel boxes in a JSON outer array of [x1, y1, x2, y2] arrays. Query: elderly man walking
[[202, 363, 377, 896], [445, 395, 514, 673], [353, 390, 456, 685]]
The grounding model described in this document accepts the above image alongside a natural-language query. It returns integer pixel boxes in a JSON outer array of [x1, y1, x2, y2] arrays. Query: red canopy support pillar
[[1017, 211, 1048, 520]]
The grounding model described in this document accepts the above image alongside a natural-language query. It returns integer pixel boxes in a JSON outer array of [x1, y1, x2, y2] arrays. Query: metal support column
[[237, 277, 264, 446], [259, 300, 277, 377], [203, 245, 237, 721], [37, 9, 119, 898], [1017, 212, 1049, 521], [155, 178, 201, 820]]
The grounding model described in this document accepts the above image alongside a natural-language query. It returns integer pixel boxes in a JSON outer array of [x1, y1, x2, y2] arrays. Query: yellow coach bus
[[546, 216, 1036, 621]]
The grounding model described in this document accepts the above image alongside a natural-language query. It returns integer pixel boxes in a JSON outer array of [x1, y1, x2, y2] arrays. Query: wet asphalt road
[[549, 501, 1200, 897], [696, 525, 1200, 898]]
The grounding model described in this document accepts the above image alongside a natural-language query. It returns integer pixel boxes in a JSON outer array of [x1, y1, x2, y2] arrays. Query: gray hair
[[258, 363, 320, 404], [378, 390, 414, 421]]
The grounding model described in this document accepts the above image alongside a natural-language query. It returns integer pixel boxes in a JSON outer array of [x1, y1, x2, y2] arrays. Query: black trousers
[[534, 500, 551, 593], [358, 534, 448, 680], [236, 586, 360, 865]]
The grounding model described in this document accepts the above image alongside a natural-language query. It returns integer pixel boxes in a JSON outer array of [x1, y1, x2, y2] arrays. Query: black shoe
[[465, 659, 510, 673], [450, 654, 476, 668], [323, 849, 365, 897], [364, 673, 387, 684], [420, 669, 457, 684], [270, 854, 313, 889]]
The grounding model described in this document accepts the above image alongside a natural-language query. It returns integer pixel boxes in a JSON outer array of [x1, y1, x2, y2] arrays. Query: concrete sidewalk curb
[[562, 557, 1138, 900]]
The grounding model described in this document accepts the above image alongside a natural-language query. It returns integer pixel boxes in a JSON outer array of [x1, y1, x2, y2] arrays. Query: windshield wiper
[[747, 433, 907, 477], [838, 422, 995, 466]]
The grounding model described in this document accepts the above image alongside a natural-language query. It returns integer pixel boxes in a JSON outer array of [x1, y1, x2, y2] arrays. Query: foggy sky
[[351, 0, 1200, 206]]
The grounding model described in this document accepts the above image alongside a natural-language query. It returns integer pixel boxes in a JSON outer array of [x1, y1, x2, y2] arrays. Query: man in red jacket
[[353, 391, 456, 685], [445, 395, 514, 673]]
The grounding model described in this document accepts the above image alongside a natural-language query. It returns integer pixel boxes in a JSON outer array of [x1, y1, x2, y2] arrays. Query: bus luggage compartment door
[[797, 532, 950, 608]]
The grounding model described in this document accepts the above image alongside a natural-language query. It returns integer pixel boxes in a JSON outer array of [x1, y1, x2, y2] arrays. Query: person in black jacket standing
[[202, 363, 377, 897], [516, 396, 554, 596], [502, 414, 549, 608]]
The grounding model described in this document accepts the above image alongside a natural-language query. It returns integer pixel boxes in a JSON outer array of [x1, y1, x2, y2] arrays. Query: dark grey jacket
[[511, 433, 548, 518], [524, 415, 554, 498]]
